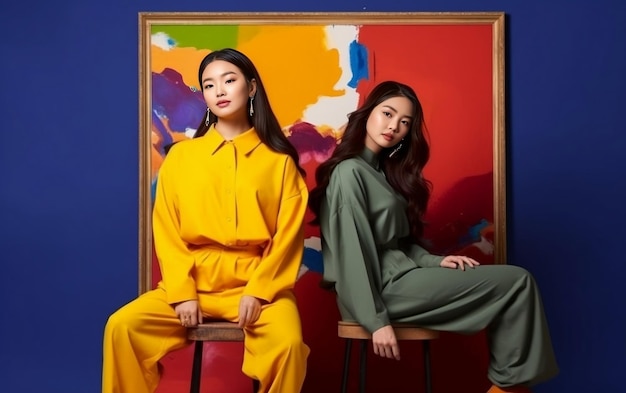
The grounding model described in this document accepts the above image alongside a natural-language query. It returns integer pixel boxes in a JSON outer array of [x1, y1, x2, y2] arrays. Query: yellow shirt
[[153, 126, 308, 305]]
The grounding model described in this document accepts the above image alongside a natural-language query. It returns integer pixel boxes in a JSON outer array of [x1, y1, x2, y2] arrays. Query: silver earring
[[389, 140, 404, 158], [205, 107, 210, 126], [249, 96, 255, 116]]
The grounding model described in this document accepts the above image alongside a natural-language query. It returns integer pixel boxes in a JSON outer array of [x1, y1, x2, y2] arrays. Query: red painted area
[[356, 25, 493, 190], [156, 343, 249, 393], [357, 25, 495, 260]]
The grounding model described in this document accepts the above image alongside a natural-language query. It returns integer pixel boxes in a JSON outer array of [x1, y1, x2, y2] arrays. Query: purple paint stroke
[[287, 122, 337, 164], [152, 68, 205, 153], [348, 40, 369, 88]]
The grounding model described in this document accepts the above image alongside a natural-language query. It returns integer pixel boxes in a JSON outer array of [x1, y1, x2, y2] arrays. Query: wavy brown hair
[[309, 81, 432, 241], [192, 48, 304, 175]]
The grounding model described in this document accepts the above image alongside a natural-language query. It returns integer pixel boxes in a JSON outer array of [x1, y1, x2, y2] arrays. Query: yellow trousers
[[102, 271, 309, 393]]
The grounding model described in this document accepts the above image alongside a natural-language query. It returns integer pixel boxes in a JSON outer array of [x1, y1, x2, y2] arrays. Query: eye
[[383, 111, 392, 118], [204, 83, 213, 89], [401, 120, 410, 126], [225, 79, 234, 84]]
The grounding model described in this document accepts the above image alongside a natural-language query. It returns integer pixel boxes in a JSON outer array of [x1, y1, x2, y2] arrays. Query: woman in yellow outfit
[[102, 48, 310, 393]]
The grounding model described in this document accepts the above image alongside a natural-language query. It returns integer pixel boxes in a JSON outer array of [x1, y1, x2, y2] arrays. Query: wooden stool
[[337, 321, 439, 393], [187, 321, 259, 393]]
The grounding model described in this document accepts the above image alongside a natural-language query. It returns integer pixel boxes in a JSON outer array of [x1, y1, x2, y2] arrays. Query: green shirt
[[320, 148, 443, 333]]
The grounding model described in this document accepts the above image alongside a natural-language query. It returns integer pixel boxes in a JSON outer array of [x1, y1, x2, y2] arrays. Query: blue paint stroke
[[302, 247, 324, 274], [348, 40, 369, 88], [151, 177, 158, 203], [458, 218, 490, 245]]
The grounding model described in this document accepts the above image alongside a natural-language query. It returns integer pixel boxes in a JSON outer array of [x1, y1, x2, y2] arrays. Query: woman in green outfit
[[308, 81, 558, 393]]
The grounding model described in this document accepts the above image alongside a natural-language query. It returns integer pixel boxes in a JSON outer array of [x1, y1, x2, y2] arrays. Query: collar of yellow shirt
[[203, 125, 262, 156]]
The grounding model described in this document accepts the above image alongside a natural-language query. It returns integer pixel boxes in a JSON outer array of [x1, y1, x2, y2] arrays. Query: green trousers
[[341, 265, 559, 387]]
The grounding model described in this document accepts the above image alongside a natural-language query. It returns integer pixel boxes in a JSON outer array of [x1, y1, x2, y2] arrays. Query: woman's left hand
[[238, 295, 262, 328], [440, 255, 480, 271]]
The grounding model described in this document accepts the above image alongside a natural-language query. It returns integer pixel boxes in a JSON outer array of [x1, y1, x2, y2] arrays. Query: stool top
[[187, 321, 245, 342], [338, 320, 439, 340]]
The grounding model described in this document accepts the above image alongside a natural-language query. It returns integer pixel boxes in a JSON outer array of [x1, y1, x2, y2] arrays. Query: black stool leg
[[341, 339, 353, 393], [358, 340, 367, 393], [252, 378, 260, 392], [422, 340, 432, 393], [190, 340, 203, 393]]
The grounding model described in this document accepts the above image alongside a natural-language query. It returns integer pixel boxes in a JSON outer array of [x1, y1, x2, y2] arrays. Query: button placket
[[225, 142, 236, 238]]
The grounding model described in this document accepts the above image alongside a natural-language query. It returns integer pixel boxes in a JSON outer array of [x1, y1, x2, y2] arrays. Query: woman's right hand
[[440, 255, 480, 270], [372, 325, 400, 360], [174, 300, 202, 327]]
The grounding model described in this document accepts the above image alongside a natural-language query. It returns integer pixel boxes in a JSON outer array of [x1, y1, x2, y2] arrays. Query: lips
[[382, 133, 394, 141], [216, 100, 230, 108]]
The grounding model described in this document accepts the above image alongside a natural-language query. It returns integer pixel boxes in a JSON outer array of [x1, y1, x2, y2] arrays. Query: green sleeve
[[406, 243, 445, 268], [321, 166, 390, 333]]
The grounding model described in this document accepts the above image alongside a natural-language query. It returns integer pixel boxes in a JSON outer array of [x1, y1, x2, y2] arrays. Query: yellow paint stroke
[[151, 45, 211, 90], [237, 26, 343, 127]]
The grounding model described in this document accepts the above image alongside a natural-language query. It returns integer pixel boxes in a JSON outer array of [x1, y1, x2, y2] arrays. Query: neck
[[214, 118, 252, 140], [364, 137, 382, 155], [364, 144, 379, 157]]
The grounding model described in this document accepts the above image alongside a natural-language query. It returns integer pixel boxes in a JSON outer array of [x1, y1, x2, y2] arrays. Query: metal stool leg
[[341, 339, 353, 393], [190, 340, 204, 393], [422, 340, 432, 393], [358, 340, 367, 393]]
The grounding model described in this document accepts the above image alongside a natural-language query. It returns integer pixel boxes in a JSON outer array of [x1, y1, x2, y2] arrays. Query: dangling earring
[[389, 139, 404, 158], [249, 96, 255, 116], [204, 107, 210, 126]]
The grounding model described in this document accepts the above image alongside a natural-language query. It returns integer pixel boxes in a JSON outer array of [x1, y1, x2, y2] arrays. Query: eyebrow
[[382, 105, 413, 119], [202, 71, 237, 84]]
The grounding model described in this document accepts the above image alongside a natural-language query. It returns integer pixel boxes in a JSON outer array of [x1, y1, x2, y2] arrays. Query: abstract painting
[[138, 12, 506, 293]]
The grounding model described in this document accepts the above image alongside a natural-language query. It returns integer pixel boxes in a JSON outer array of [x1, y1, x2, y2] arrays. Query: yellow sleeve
[[152, 146, 197, 304], [243, 157, 308, 302]]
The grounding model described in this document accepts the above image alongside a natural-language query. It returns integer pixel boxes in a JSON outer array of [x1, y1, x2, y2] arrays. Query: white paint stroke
[[151, 32, 175, 51], [302, 25, 361, 131]]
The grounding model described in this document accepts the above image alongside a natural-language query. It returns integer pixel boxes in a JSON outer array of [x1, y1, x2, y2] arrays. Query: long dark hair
[[309, 81, 432, 241], [193, 48, 304, 175]]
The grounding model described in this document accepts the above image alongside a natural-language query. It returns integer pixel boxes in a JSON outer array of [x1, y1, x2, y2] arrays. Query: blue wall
[[0, 0, 624, 392]]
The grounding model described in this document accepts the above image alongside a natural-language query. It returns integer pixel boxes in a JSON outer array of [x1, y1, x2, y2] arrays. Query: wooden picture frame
[[138, 12, 506, 293]]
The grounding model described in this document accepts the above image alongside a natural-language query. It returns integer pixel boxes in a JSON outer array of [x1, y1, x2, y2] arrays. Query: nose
[[215, 84, 225, 97], [388, 122, 398, 133]]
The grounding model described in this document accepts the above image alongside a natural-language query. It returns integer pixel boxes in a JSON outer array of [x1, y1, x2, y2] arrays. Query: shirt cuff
[[165, 278, 198, 305]]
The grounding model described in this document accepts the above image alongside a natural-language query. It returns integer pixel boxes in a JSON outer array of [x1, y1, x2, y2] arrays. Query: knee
[[104, 306, 137, 338], [269, 327, 308, 358], [505, 265, 540, 293], [282, 333, 310, 363], [505, 265, 533, 281], [281, 329, 306, 351]]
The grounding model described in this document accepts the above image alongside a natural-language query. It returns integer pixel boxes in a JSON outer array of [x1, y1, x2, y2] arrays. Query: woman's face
[[364, 96, 413, 154], [201, 60, 256, 121]]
